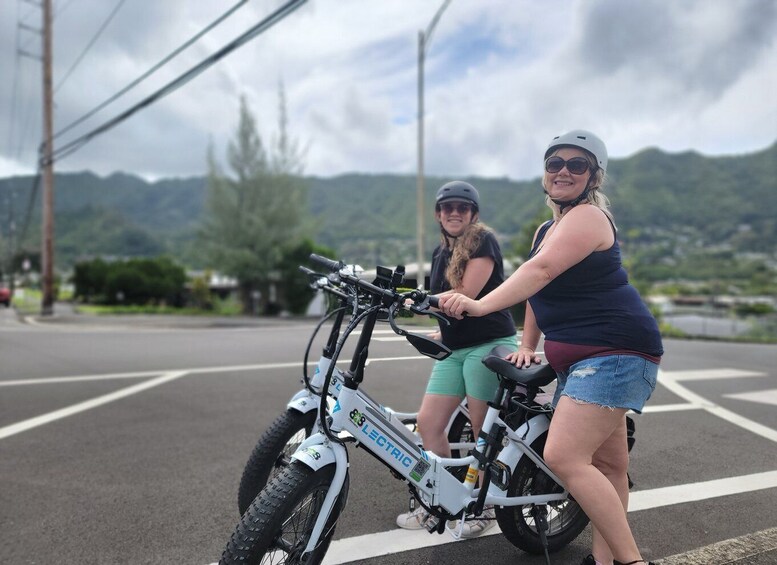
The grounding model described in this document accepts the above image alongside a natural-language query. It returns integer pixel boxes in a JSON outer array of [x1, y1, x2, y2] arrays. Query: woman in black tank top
[[438, 131, 660, 565]]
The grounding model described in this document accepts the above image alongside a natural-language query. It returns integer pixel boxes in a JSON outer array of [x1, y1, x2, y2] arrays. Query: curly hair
[[441, 222, 493, 289]]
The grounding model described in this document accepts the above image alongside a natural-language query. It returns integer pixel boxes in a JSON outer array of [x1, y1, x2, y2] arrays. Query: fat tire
[[221, 461, 347, 565], [237, 409, 317, 515], [495, 432, 589, 554]]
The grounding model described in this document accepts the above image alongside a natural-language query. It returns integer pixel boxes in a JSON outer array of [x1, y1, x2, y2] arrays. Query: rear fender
[[489, 415, 551, 496]]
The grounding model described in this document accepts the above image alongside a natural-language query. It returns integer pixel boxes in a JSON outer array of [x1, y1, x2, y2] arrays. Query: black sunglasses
[[544, 156, 591, 175], [439, 202, 473, 214]]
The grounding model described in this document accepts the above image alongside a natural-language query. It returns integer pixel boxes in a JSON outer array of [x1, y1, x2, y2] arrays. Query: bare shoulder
[[555, 205, 613, 249]]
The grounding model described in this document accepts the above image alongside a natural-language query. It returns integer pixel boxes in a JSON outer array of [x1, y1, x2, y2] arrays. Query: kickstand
[[530, 505, 551, 565]]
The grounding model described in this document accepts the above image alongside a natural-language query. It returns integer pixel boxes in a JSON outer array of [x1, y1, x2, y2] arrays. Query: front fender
[[291, 436, 337, 471], [287, 390, 318, 413]]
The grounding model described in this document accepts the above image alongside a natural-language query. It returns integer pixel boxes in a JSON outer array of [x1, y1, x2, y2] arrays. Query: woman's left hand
[[438, 293, 483, 319]]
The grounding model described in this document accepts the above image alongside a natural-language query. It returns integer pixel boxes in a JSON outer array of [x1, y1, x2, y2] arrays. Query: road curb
[[657, 527, 777, 564]]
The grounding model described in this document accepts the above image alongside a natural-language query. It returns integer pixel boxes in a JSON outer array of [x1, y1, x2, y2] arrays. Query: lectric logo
[[353, 410, 414, 469]]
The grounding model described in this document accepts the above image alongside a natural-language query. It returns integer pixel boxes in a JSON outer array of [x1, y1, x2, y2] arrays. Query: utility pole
[[416, 0, 452, 290], [41, 0, 55, 315]]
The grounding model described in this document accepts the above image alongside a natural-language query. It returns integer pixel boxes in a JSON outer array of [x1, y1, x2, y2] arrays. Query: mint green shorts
[[426, 336, 518, 401]]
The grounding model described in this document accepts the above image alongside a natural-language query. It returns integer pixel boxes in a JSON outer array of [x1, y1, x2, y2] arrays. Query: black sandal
[[614, 560, 655, 565], [580, 555, 597, 565]]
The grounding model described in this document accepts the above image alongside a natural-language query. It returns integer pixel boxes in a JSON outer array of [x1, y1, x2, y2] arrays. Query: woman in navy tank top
[[438, 131, 662, 565]]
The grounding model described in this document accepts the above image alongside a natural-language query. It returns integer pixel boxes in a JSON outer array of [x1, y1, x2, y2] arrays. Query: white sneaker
[[396, 506, 438, 530], [456, 506, 496, 538]]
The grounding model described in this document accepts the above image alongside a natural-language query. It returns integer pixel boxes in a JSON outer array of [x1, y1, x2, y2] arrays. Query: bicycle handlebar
[[306, 253, 450, 329], [309, 253, 343, 273]]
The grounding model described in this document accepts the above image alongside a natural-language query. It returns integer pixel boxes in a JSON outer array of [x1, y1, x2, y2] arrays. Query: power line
[[54, 0, 127, 93], [53, 0, 250, 140], [9, 0, 43, 163], [6, 1, 23, 155], [51, 0, 308, 163]]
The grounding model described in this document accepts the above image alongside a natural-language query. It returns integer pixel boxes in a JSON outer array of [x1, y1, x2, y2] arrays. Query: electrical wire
[[50, 0, 308, 163], [53, 0, 250, 140], [5, 0, 23, 156], [54, 0, 127, 93]]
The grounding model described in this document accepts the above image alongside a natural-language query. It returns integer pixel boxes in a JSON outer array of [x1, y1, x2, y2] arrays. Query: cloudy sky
[[1, 0, 775, 182]]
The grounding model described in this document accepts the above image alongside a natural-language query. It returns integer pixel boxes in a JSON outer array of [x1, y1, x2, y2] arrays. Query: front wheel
[[495, 433, 589, 554], [221, 461, 348, 565], [238, 409, 317, 515]]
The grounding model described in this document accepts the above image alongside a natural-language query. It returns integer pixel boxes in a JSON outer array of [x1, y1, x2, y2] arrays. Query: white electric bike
[[236, 263, 473, 516], [220, 254, 593, 564]]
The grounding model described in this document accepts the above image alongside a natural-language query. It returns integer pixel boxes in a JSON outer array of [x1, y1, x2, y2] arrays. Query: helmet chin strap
[[544, 175, 594, 213], [545, 187, 590, 213]]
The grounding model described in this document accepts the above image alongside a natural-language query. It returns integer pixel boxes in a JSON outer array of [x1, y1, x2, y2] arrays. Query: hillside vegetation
[[1, 142, 775, 287]]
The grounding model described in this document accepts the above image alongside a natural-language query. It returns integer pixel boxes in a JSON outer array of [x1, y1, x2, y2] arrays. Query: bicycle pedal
[[423, 515, 442, 533]]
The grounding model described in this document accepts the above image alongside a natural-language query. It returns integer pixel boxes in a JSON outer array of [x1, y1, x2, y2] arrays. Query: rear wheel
[[238, 409, 317, 515], [221, 461, 347, 565], [495, 433, 589, 554], [447, 410, 474, 458]]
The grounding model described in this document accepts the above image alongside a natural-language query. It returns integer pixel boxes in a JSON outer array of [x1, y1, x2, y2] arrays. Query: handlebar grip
[[309, 253, 343, 273], [428, 295, 439, 309], [298, 266, 316, 275]]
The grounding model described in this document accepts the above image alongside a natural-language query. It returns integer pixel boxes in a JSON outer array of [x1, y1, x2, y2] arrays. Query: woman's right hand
[[437, 292, 483, 319], [505, 346, 541, 369]]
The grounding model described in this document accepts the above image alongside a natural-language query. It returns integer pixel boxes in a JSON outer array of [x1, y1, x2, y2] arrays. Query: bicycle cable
[[301, 305, 347, 389], [317, 303, 382, 445]]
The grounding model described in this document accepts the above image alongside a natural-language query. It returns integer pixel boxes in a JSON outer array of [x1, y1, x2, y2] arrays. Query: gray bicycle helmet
[[435, 181, 480, 212], [545, 129, 608, 172]]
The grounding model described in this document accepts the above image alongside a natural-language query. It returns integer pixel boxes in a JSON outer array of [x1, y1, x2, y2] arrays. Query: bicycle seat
[[481, 345, 557, 387]]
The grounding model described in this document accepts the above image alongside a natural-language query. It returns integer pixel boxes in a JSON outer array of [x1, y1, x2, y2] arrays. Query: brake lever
[[425, 310, 450, 326], [405, 291, 450, 326]]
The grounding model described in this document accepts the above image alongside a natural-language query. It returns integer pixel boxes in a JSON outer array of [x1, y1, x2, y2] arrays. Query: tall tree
[[200, 91, 309, 314]]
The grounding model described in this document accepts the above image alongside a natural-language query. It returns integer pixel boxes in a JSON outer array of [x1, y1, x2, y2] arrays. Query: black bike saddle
[[481, 345, 557, 387]]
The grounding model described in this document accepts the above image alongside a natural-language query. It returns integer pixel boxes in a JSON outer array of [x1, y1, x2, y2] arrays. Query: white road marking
[[0, 356, 433, 388], [316, 471, 777, 564], [0, 370, 169, 387], [205, 470, 777, 565], [3, 351, 775, 563], [628, 470, 777, 511], [641, 403, 704, 413], [724, 388, 777, 407], [659, 369, 777, 443], [0, 371, 189, 440], [0, 362, 307, 387], [0, 366, 777, 441], [666, 368, 767, 381]]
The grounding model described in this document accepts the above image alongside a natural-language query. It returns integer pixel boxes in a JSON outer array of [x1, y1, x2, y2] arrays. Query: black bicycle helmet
[[435, 181, 480, 212]]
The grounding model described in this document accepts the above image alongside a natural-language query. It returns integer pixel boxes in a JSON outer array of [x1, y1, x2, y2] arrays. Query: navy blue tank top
[[527, 220, 663, 357]]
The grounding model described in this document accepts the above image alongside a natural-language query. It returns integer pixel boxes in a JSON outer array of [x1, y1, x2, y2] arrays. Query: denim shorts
[[426, 336, 518, 401], [551, 355, 659, 414]]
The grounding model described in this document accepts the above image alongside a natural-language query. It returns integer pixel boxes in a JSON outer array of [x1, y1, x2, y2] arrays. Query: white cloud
[[0, 0, 774, 181]]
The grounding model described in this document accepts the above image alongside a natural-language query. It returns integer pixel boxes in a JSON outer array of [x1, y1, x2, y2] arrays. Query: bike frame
[[288, 269, 471, 450], [290, 258, 571, 559]]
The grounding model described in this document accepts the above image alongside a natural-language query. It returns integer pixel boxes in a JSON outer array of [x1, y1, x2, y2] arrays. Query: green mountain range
[[1, 141, 775, 277]]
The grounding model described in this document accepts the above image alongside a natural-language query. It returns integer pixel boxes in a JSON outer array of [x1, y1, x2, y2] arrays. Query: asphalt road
[[1, 305, 775, 565]]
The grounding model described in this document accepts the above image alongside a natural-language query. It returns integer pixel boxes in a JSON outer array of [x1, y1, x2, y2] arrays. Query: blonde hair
[[543, 149, 614, 225], [440, 222, 493, 289]]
